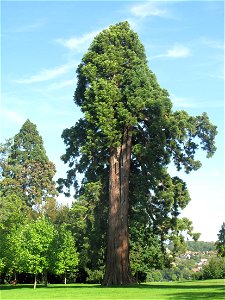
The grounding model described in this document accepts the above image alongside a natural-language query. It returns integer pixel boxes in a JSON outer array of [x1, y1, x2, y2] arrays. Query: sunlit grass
[[1, 279, 224, 300]]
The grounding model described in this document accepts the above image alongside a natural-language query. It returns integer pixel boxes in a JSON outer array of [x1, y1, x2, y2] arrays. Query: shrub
[[202, 257, 225, 279], [146, 269, 163, 282]]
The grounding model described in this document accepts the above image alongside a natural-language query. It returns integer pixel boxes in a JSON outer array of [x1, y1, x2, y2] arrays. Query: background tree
[[186, 241, 216, 252], [60, 182, 107, 283], [59, 21, 217, 285], [202, 256, 225, 279], [49, 225, 79, 284], [17, 217, 55, 288], [215, 222, 225, 257], [4, 225, 27, 282], [0, 193, 30, 280], [0, 119, 57, 210]]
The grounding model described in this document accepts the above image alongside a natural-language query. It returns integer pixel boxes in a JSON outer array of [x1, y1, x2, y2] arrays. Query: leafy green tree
[[50, 225, 79, 284], [0, 193, 30, 279], [216, 222, 225, 257], [59, 21, 217, 285], [0, 119, 57, 209], [202, 256, 225, 279], [17, 217, 55, 288], [4, 225, 27, 281]]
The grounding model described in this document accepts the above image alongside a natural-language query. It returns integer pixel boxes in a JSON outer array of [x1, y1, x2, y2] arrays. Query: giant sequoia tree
[[59, 22, 217, 285]]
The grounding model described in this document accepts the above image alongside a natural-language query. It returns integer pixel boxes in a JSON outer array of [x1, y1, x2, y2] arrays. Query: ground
[[1, 279, 224, 300]]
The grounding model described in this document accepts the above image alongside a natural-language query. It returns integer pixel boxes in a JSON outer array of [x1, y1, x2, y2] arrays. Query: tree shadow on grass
[[136, 283, 225, 290], [165, 291, 225, 299], [1, 282, 225, 292]]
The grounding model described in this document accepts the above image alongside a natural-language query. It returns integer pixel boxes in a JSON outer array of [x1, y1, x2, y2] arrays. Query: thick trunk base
[[102, 270, 136, 286]]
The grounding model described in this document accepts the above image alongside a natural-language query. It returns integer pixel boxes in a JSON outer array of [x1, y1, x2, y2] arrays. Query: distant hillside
[[187, 241, 216, 252]]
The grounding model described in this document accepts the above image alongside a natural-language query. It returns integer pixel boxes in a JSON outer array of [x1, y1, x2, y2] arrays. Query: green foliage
[[0, 258, 5, 274], [49, 225, 79, 283], [1, 215, 80, 286], [86, 268, 105, 284], [1, 217, 56, 288], [17, 217, 55, 277], [202, 257, 225, 279], [187, 241, 216, 252], [4, 226, 27, 275], [0, 193, 30, 232], [63, 181, 107, 276], [0, 120, 57, 208], [129, 221, 165, 274], [146, 269, 163, 282], [0, 193, 31, 275], [215, 222, 225, 257]]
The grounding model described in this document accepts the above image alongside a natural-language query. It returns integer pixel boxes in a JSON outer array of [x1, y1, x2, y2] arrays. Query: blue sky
[[1, 0, 224, 242]]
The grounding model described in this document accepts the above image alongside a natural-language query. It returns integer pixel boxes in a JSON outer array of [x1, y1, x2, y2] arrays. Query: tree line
[[0, 21, 224, 286]]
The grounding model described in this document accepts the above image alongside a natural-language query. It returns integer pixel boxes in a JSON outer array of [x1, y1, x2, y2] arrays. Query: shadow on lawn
[[136, 283, 225, 290], [165, 291, 225, 299], [1, 282, 225, 291]]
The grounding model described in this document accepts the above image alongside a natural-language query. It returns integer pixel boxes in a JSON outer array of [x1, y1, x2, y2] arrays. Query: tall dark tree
[[0, 119, 57, 209], [216, 222, 225, 257], [59, 22, 217, 285]]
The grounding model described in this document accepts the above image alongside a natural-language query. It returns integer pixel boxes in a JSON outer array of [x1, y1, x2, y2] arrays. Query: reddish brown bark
[[102, 128, 136, 286]]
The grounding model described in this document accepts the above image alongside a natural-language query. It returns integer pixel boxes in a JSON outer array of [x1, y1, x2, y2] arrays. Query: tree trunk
[[34, 274, 37, 289], [43, 270, 48, 287], [102, 128, 136, 286], [64, 273, 67, 285]]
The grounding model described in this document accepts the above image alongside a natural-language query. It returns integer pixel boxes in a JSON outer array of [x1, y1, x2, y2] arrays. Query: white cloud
[[130, 2, 169, 18], [166, 45, 191, 58], [56, 30, 100, 52], [16, 63, 74, 84], [151, 45, 191, 59], [1, 109, 25, 125]]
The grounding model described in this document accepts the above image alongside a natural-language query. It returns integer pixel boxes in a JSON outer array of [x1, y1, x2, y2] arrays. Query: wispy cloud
[[16, 63, 74, 84], [1, 109, 25, 125], [56, 30, 100, 52], [151, 45, 191, 59], [171, 94, 196, 108], [48, 79, 76, 90], [200, 37, 224, 50], [171, 94, 224, 109], [14, 19, 45, 33], [130, 2, 169, 19]]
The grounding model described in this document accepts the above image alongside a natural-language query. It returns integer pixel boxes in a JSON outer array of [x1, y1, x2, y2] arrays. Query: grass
[[0, 279, 224, 300]]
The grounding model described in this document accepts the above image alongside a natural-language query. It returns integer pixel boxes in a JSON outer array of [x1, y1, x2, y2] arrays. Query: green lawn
[[1, 279, 224, 300]]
